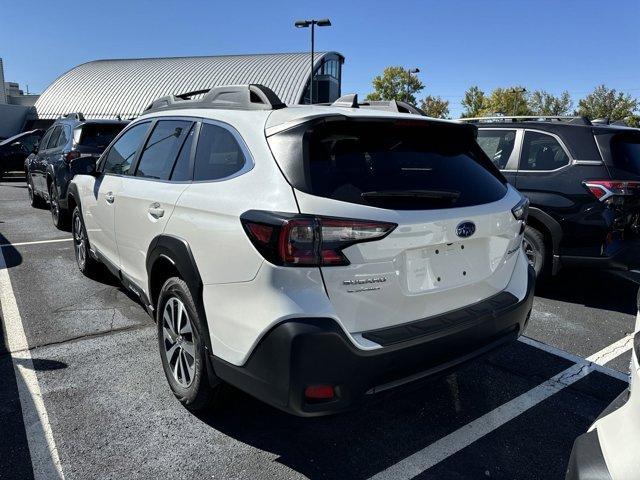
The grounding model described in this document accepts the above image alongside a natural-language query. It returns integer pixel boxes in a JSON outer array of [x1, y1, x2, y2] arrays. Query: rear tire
[[72, 207, 100, 278], [49, 182, 69, 230], [157, 277, 222, 411], [523, 226, 547, 278]]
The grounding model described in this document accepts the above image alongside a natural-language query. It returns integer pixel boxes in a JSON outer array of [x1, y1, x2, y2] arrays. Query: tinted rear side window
[[268, 119, 507, 210], [193, 123, 246, 181], [610, 133, 640, 175], [136, 120, 193, 180], [477, 129, 516, 169], [79, 124, 126, 149]]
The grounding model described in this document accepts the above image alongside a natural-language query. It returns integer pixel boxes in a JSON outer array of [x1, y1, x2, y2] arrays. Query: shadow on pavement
[[536, 268, 638, 315], [196, 341, 626, 480]]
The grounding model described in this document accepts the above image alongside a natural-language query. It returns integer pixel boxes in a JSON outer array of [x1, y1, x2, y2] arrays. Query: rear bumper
[[211, 265, 535, 416]]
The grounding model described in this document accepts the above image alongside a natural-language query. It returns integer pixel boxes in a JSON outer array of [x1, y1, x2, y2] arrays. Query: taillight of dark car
[[240, 210, 396, 267], [64, 151, 81, 164], [583, 180, 640, 202]]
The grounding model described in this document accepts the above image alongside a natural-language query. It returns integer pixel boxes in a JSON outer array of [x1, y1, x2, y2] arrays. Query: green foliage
[[529, 90, 573, 116], [482, 87, 531, 116], [420, 95, 450, 118], [365, 66, 424, 104], [460, 86, 486, 118], [576, 85, 639, 122]]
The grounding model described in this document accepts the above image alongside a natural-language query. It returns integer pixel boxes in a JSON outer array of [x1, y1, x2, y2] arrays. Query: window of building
[[135, 120, 193, 180], [520, 131, 570, 171], [193, 123, 246, 181]]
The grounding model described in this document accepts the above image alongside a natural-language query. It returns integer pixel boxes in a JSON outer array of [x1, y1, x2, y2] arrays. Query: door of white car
[[88, 121, 151, 267], [115, 119, 195, 292]]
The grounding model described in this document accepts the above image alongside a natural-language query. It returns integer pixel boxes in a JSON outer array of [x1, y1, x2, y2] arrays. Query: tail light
[[64, 151, 81, 164], [511, 197, 530, 222], [240, 210, 396, 267], [583, 180, 640, 201]]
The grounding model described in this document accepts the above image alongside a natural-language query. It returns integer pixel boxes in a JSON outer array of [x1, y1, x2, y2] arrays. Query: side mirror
[[86, 156, 99, 176]]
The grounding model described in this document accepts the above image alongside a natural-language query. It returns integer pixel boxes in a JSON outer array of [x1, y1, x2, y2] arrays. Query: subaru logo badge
[[456, 221, 476, 238]]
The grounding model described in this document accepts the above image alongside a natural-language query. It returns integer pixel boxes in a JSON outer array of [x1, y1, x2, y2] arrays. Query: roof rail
[[329, 94, 424, 115], [60, 112, 85, 122], [459, 115, 591, 125], [144, 84, 286, 113]]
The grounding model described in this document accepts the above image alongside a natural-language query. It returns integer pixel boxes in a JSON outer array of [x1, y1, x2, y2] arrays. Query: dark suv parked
[[0, 129, 43, 180], [466, 116, 640, 278], [26, 113, 127, 228]]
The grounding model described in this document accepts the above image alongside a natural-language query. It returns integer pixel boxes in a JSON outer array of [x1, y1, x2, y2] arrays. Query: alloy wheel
[[49, 184, 59, 224], [522, 237, 541, 272], [73, 214, 86, 268], [162, 297, 196, 388]]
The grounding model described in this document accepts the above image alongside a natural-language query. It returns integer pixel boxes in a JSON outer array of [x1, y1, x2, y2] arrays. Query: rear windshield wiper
[[361, 189, 460, 200]]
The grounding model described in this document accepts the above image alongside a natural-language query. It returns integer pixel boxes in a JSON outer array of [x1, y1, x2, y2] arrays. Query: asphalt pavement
[[0, 177, 635, 480]]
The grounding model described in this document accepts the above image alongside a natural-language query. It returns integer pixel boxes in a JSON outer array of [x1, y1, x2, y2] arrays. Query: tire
[[27, 177, 46, 208], [522, 225, 547, 278], [157, 277, 221, 411], [71, 206, 100, 277], [49, 181, 69, 230]]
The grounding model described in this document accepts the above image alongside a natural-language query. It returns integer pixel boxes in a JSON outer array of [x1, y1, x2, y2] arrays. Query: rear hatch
[[266, 116, 525, 334], [73, 122, 127, 155]]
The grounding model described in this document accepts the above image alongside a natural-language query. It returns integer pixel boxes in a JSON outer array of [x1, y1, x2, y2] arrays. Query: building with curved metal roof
[[33, 52, 344, 121]]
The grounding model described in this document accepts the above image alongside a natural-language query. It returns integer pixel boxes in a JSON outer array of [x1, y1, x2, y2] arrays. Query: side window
[[56, 126, 70, 149], [22, 133, 41, 152], [520, 131, 570, 171], [193, 123, 246, 181], [170, 124, 196, 181], [476, 130, 516, 169], [46, 126, 62, 150], [135, 120, 193, 180], [101, 122, 149, 175], [39, 129, 54, 151]]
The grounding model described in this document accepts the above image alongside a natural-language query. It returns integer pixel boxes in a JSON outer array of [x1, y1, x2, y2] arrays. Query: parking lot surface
[[0, 177, 636, 480]]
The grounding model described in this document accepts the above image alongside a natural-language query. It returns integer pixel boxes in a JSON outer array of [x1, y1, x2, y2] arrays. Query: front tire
[[72, 207, 100, 277], [157, 277, 221, 411], [523, 226, 547, 278]]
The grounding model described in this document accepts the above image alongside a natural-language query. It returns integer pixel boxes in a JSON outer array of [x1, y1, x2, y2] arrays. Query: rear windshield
[[610, 133, 640, 175], [267, 119, 507, 210], [78, 124, 126, 149]]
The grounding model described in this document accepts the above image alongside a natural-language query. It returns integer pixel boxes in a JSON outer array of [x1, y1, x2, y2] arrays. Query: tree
[[482, 87, 531, 116], [529, 90, 573, 116], [576, 85, 639, 123], [460, 86, 486, 118], [420, 95, 450, 118], [366, 66, 424, 104]]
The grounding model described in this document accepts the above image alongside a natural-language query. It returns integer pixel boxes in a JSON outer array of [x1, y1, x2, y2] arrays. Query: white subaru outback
[[68, 85, 535, 416]]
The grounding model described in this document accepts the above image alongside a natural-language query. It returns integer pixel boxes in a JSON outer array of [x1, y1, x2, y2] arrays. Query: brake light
[[511, 197, 530, 222], [64, 151, 81, 164], [241, 211, 396, 267], [583, 180, 640, 201]]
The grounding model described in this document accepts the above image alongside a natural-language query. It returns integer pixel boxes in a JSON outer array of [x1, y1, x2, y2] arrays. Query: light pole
[[405, 68, 420, 103], [511, 87, 526, 115], [295, 18, 331, 104]]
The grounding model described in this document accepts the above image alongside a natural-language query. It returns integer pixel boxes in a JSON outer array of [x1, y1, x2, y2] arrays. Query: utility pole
[[295, 19, 332, 104]]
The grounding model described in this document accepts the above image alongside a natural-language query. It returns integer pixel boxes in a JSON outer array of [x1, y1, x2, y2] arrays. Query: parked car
[[68, 85, 535, 416], [464, 116, 640, 278], [0, 129, 43, 180], [26, 113, 127, 228], [565, 289, 640, 479]]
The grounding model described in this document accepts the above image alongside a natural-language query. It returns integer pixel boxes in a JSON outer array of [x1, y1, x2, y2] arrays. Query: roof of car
[[465, 118, 638, 134]]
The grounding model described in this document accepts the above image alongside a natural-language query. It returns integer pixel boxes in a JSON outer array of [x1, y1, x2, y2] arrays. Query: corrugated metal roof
[[34, 52, 343, 120]]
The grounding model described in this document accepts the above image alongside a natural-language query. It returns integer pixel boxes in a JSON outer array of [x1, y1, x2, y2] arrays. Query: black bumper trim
[[565, 430, 612, 480], [212, 265, 535, 416], [362, 291, 518, 346]]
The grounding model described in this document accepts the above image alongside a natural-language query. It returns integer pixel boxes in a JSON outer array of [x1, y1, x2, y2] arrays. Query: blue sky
[[1, 0, 639, 117]]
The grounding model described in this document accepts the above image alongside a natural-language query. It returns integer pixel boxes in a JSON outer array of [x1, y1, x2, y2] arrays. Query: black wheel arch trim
[[146, 234, 216, 380], [527, 207, 562, 255]]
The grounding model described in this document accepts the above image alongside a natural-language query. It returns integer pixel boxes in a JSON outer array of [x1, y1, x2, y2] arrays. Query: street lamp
[[406, 68, 420, 103], [295, 18, 332, 104], [511, 87, 526, 115]]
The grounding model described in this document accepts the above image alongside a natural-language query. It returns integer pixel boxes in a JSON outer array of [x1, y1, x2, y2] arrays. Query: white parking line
[[0, 248, 65, 479], [370, 335, 633, 480], [0, 238, 72, 248]]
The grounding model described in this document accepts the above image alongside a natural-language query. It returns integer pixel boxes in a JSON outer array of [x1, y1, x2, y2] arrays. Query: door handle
[[148, 202, 165, 219], [105, 191, 115, 204]]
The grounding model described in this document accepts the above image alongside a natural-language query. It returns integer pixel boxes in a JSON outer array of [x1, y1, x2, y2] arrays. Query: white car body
[[69, 85, 535, 415]]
